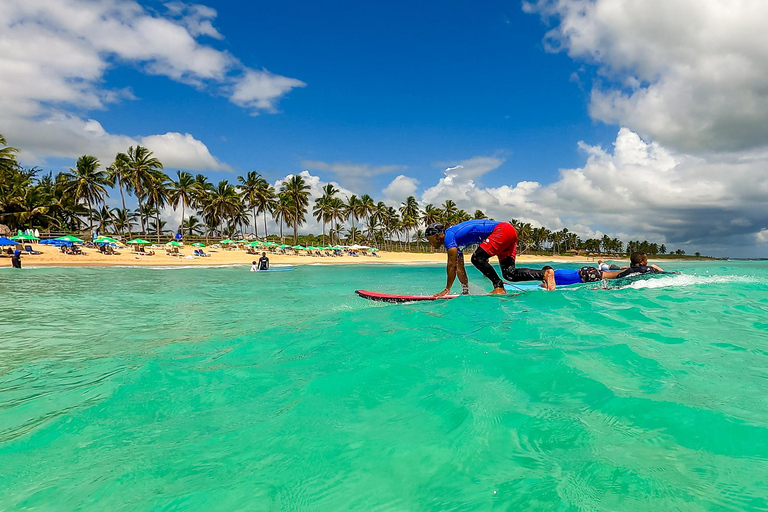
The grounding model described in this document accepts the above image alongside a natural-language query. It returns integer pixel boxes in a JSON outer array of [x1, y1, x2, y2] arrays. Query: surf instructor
[[426, 219, 518, 296]]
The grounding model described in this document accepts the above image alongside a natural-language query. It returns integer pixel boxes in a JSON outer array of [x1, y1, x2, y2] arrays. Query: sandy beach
[[2, 243, 606, 268]]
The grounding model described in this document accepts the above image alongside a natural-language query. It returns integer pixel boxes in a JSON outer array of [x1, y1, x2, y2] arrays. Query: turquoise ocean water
[[1, 261, 767, 511]]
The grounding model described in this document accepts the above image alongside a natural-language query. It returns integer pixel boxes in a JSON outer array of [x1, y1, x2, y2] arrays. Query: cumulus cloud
[[1, 0, 303, 170], [421, 156, 506, 205], [301, 160, 407, 193], [383, 175, 420, 203], [415, 129, 768, 256], [9, 114, 229, 172], [524, 0, 768, 153]]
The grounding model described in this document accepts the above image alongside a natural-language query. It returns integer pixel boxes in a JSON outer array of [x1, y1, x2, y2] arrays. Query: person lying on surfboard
[[511, 252, 667, 290], [426, 219, 519, 296]]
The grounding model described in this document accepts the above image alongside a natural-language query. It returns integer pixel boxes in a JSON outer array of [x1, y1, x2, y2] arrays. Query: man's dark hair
[[630, 252, 647, 266], [425, 223, 445, 237]]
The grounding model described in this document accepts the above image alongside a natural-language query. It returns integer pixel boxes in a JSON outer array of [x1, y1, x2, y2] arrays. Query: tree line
[[0, 134, 691, 255]]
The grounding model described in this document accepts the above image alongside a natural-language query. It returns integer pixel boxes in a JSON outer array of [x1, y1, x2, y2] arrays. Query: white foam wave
[[621, 274, 756, 290]]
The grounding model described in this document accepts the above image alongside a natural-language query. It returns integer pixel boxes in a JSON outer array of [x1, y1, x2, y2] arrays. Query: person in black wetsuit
[[613, 252, 664, 278], [258, 252, 270, 271]]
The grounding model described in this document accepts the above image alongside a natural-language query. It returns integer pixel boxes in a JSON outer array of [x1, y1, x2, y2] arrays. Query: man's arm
[[456, 250, 469, 294], [435, 247, 459, 297]]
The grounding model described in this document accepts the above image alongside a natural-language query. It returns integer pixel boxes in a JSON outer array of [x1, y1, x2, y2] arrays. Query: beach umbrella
[[94, 236, 119, 244], [125, 238, 151, 245], [165, 241, 184, 247], [278, 244, 290, 248], [11, 233, 39, 241], [219, 239, 234, 244], [55, 235, 84, 243], [292, 245, 305, 250], [248, 241, 263, 247], [0, 236, 18, 246], [192, 242, 206, 247], [235, 239, 249, 244]]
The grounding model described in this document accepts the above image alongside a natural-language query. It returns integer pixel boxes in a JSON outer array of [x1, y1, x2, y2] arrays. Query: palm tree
[[61, 155, 109, 230], [112, 208, 136, 236], [272, 192, 293, 240], [203, 180, 241, 237], [345, 194, 360, 229], [238, 171, 266, 237], [125, 146, 163, 233], [280, 175, 311, 243], [441, 200, 458, 226], [330, 197, 346, 245], [399, 196, 420, 250], [105, 152, 133, 237], [145, 169, 170, 239], [182, 215, 204, 237], [422, 203, 441, 226], [253, 177, 276, 238], [0, 134, 19, 173], [473, 209, 487, 219], [314, 185, 338, 246], [359, 194, 375, 233], [169, 171, 195, 234]]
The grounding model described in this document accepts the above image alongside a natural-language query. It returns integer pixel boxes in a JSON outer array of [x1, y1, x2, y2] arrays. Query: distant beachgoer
[[258, 252, 269, 270], [597, 259, 610, 271], [426, 219, 518, 296], [11, 248, 21, 269]]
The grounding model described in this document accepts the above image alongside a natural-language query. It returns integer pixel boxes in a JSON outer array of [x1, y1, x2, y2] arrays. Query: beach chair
[[23, 245, 42, 255]]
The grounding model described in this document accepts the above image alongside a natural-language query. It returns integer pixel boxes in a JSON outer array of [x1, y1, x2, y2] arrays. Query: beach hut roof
[[0, 224, 10, 236]]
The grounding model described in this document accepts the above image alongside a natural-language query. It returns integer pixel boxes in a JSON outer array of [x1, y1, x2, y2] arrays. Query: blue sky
[[3, 0, 768, 256]]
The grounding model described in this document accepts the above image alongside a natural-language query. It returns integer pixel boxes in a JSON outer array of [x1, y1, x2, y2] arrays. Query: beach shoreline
[[2, 245, 612, 268], [0, 244, 687, 268]]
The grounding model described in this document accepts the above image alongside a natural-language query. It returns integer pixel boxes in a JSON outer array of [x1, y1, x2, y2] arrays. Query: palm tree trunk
[[263, 210, 268, 238], [118, 180, 131, 238], [293, 218, 298, 244], [137, 195, 145, 234], [180, 201, 185, 236], [252, 207, 258, 237], [87, 197, 93, 232]]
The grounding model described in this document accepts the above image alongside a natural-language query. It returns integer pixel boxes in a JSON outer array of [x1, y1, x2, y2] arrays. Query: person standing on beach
[[258, 252, 270, 271], [11, 248, 21, 269], [426, 219, 518, 296]]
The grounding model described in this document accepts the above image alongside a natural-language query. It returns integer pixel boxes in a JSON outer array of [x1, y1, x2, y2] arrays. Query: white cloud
[[524, 0, 768, 153], [9, 114, 228, 172], [756, 229, 768, 244], [231, 70, 307, 114], [421, 156, 505, 205], [415, 129, 768, 255], [301, 160, 407, 193], [383, 175, 420, 203], [1, 0, 304, 170]]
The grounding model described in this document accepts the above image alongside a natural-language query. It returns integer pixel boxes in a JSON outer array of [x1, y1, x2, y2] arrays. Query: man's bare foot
[[488, 287, 507, 295], [543, 269, 556, 290]]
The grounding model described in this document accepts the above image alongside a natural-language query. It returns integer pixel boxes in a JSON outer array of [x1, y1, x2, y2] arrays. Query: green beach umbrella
[[248, 241, 263, 247], [236, 239, 249, 244], [56, 235, 84, 243], [292, 245, 305, 250], [94, 236, 118, 244], [11, 233, 39, 241], [219, 239, 234, 244], [279, 244, 290, 248], [165, 241, 184, 247], [126, 238, 151, 245], [192, 242, 206, 247]]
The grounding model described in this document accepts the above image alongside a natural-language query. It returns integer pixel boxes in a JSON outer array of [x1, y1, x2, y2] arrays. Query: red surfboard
[[355, 290, 460, 303]]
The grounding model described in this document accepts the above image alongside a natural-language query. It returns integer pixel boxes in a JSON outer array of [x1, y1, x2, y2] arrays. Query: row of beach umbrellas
[[1, 234, 378, 252]]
